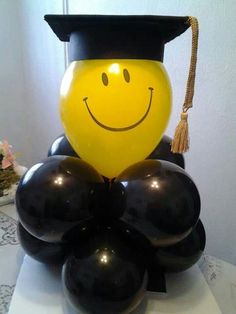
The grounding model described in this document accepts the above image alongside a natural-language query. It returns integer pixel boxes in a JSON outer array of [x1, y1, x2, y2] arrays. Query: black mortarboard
[[45, 14, 199, 154], [44, 15, 190, 62]]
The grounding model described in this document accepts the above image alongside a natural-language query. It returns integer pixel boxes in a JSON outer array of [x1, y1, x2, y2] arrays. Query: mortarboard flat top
[[45, 15, 190, 62]]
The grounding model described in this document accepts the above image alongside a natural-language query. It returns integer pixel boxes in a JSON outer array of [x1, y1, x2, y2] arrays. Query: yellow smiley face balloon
[[60, 60, 171, 178]]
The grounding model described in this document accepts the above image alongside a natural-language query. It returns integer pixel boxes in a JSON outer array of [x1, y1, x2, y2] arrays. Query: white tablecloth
[[0, 204, 24, 314]]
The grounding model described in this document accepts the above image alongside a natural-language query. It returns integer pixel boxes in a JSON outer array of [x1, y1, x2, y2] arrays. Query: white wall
[[1, 0, 236, 264], [68, 0, 236, 264], [18, 0, 65, 165], [0, 0, 65, 167], [0, 1, 30, 165]]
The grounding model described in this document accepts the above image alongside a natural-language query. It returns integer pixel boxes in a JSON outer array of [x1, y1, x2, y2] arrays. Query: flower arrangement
[[0, 140, 20, 196]]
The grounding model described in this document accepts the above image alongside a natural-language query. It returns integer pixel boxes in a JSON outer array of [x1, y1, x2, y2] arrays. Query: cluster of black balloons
[[16, 134, 205, 314]]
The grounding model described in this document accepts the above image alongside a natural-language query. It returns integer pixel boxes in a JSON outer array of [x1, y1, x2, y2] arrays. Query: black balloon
[[112, 219, 153, 254], [47, 134, 111, 183], [18, 222, 68, 264], [48, 134, 79, 158], [16, 156, 107, 242], [110, 160, 200, 247], [62, 226, 148, 314], [155, 220, 206, 272], [147, 135, 185, 169]]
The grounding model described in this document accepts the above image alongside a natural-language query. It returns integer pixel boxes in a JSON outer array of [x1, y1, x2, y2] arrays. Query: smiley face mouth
[[82, 87, 154, 132]]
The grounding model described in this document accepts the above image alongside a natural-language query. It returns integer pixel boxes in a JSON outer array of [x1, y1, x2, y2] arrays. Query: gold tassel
[[171, 16, 199, 154], [171, 112, 189, 153]]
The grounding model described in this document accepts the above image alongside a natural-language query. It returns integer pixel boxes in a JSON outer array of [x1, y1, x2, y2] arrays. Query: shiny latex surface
[[17, 222, 68, 264], [112, 220, 167, 293], [110, 160, 200, 247], [62, 225, 148, 314], [16, 156, 107, 243], [48, 134, 79, 158], [147, 135, 185, 169], [155, 219, 206, 272], [60, 60, 172, 178]]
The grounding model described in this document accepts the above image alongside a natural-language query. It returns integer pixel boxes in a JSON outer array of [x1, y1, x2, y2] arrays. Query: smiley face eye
[[123, 69, 130, 83], [102, 72, 109, 86]]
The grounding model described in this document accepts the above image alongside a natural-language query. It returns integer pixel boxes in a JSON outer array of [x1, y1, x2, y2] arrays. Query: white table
[[8, 256, 221, 314], [1, 203, 236, 314]]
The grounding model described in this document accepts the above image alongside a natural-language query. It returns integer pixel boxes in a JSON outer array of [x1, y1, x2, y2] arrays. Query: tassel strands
[[171, 112, 189, 153], [171, 17, 199, 154]]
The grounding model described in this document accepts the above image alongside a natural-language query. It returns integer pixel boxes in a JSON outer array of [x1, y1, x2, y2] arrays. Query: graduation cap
[[45, 14, 199, 153]]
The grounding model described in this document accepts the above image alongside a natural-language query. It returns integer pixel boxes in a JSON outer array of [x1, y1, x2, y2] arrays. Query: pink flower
[[1, 140, 16, 169]]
